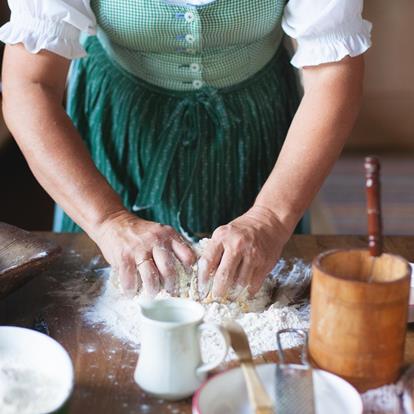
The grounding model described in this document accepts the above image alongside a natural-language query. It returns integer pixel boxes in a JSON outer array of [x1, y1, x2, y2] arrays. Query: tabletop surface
[[1, 233, 414, 414]]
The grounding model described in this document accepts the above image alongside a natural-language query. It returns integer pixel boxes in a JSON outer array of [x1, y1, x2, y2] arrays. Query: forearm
[[254, 56, 365, 235], [2, 82, 125, 237]]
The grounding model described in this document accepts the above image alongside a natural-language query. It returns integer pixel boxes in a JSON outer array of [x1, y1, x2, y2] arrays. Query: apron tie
[[132, 86, 233, 240]]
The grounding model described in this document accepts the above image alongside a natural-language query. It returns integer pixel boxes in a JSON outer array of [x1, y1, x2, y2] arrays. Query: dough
[[110, 238, 273, 310]]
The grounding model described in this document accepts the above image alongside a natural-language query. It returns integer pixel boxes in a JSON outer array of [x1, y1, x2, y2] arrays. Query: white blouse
[[0, 0, 372, 68]]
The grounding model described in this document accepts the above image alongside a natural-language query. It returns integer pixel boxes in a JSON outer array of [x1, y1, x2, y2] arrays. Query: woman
[[0, 0, 371, 299]]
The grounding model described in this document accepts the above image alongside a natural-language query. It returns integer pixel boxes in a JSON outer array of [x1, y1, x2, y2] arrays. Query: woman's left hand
[[197, 206, 292, 299]]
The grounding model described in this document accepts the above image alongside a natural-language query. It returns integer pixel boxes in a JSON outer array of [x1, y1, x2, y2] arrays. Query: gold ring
[[136, 258, 153, 267]]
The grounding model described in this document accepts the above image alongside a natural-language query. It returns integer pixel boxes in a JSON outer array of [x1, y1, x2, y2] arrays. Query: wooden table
[[1, 234, 414, 413]]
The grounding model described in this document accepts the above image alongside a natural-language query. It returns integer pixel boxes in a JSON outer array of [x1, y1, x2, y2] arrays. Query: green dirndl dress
[[55, 0, 308, 239]]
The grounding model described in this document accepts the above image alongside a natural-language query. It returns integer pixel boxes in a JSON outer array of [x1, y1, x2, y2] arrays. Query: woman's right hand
[[1, 44, 195, 295], [91, 210, 196, 297]]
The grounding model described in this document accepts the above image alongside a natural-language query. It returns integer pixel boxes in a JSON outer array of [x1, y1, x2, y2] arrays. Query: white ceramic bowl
[[193, 363, 362, 414], [0, 326, 74, 414]]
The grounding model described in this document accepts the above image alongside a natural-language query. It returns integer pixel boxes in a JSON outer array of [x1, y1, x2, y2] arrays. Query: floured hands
[[197, 206, 292, 299], [93, 210, 196, 297]]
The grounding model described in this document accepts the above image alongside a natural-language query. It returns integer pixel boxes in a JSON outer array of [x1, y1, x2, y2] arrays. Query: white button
[[186, 48, 196, 54], [190, 63, 201, 72], [184, 12, 195, 22], [185, 34, 195, 43], [192, 80, 204, 89]]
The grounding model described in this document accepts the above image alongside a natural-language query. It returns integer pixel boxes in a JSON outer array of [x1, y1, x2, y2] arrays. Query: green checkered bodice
[[90, 0, 287, 90]]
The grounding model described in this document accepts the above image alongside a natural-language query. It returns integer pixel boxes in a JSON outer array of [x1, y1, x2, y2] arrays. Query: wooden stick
[[224, 321, 274, 413], [241, 362, 274, 414], [365, 156, 383, 257]]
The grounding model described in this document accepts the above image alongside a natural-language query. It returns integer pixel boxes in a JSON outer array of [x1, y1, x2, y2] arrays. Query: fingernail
[[123, 287, 137, 299], [212, 289, 221, 301], [197, 259, 210, 299], [212, 282, 225, 301], [197, 258, 208, 278], [142, 286, 157, 298], [165, 277, 178, 296], [198, 277, 212, 300], [121, 278, 137, 298], [247, 285, 258, 299], [230, 284, 246, 301], [143, 276, 160, 298]]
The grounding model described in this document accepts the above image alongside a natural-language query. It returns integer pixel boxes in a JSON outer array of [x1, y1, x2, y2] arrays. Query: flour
[[45, 248, 410, 414], [84, 257, 312, 361], [0, 357, 66, 414], [361, 384, 404, 414]]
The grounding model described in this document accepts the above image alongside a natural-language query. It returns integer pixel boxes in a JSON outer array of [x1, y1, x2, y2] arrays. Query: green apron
[[55, 0, 307, 238]]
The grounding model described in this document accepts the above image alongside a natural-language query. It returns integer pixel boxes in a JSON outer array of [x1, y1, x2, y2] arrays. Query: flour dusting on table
[[84, 257, 311, 361]]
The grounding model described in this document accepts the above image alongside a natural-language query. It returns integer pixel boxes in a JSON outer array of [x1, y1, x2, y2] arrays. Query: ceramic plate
[[193, 363, 362, 414], [0, 326, 74, 413]]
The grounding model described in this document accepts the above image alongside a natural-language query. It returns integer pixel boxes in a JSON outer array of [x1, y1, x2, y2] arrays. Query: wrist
[[250, 202, 299, 242], [87, 206, 133, 244]]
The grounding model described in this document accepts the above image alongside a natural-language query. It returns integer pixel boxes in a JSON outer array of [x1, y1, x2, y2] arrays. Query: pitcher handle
[[196, 323, 230, 376]]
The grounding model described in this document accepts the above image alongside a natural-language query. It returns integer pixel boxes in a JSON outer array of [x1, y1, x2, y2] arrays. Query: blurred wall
[[347, 0, 414, 153], [0, 3, 54, 231]]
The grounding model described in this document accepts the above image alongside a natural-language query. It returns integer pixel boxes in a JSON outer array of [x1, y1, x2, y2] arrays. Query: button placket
[[189, 63, 201, 73], [185, 34, 195, 44], [184, 11, 195, 23], [176, 7, 203, 90], [192, 80, 204, 89]]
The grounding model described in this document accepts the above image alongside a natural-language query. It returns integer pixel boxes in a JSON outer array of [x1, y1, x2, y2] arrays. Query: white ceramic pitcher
[[134, 297, 230, 400]]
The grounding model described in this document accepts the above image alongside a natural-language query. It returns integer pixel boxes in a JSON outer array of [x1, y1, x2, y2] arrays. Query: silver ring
[[136, 258, 153, 267]]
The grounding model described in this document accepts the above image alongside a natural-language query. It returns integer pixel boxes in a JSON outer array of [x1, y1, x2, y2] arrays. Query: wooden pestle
[[365, 156, 383, 280], [365, 156, 383, 256]]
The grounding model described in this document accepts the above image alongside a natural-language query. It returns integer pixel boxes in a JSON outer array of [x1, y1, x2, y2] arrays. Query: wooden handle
[[241, 362, 274, 413], [364, 156, 383, 257], [255, 408, 275, 414]]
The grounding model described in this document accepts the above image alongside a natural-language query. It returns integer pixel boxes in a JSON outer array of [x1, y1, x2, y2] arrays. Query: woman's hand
[[2, 44, 198, 298], [197, 206, 292, 299], [197, 56, 365, 300], [92, 210, 196, 297]]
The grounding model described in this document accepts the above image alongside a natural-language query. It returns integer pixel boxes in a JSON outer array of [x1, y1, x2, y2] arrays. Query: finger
[[248, 268, 269, 297], [171, 237, 197, 267], [229, 260, 256, 301], [197, 241, 224, 291], [118, 255, 138, 298], [212, 249, 242, 299], [236, 257, 255, 288], [138, 259, 161, 297], [152, 246, 178, 294]]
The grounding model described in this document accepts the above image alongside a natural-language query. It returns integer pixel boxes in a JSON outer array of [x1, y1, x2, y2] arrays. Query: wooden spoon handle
[[255, 408, 275, 414], [364, 156, 383, 257], [241, 362, 274, 413]]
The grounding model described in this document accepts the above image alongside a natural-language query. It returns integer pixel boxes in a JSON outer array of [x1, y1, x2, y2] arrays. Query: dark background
[[0, 4, 54, 231]]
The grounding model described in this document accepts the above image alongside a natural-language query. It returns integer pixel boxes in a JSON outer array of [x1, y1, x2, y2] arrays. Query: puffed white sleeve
[[0, 0, 96, 60], [282, 0, 372, 68]]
